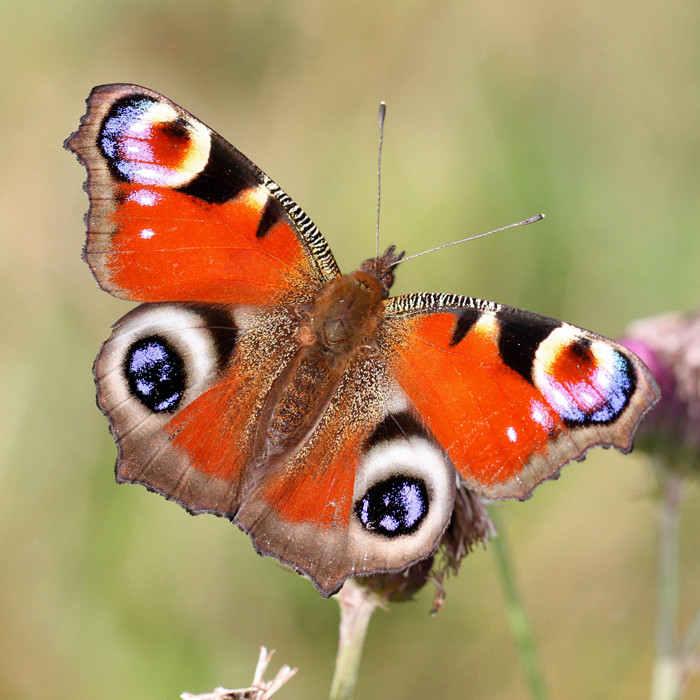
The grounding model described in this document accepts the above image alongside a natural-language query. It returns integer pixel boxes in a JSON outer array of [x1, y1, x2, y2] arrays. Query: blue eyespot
[[125, 336, 185, 413], [355, 476, 429, 538]]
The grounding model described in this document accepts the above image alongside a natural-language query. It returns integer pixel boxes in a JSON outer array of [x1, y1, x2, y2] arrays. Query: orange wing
[[381, 293, 660, 499], [65, 84, 339, 305]]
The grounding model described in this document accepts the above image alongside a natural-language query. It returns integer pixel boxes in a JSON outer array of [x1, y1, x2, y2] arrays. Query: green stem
[[652, 469, 684, 700], [330, 580, 379, 700], [489, 505, 550, 700]]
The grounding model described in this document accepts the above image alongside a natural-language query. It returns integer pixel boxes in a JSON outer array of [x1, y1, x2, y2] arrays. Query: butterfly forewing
[[65, 84, 340, 306], [382, 293, 659, 499]]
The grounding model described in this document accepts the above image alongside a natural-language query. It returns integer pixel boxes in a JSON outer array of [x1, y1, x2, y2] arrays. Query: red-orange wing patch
[[65, 84, 339, 305], [382, 294, 659, 500]]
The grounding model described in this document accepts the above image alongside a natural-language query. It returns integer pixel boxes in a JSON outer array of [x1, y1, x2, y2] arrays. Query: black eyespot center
[[355, 475, 429, 538], [125, 336, 185, 413], [161, 118, 190, 140]]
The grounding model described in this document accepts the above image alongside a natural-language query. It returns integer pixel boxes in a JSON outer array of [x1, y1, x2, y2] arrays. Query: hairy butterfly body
[[66, 85, 659, 596]]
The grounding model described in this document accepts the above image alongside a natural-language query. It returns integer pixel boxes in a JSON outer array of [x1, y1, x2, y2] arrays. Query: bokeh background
[[2, 1, 700, 698]]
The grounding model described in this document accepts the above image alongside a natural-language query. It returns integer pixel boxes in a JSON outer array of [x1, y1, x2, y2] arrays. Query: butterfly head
[[359, 245, 405, 297]]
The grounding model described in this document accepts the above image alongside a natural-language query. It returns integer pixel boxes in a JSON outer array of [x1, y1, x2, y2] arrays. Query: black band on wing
[[497, 313, 561, 384], [191, 304, 240, 371], [365, 411, 427, 449], [178, 134, 253, 204], [449, 308, 482, 347], [256, 197, 284, 239]]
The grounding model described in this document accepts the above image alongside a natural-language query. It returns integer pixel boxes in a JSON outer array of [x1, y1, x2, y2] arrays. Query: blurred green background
[[2, 1, 700, 698]]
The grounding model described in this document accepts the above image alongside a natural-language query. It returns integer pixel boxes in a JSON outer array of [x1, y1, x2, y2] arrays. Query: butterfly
[[66, 84, 660, 597]]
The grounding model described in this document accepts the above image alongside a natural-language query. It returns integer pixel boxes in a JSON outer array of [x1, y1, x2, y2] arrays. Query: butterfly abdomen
[[261, 348, 338, 459]]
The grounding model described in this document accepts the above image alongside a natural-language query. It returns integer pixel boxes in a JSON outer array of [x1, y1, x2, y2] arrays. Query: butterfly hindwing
[[382, 293, 660, 499], [65, 84, 340, 306], [96, 302, 300, 516], [235, 351, 456, 596]]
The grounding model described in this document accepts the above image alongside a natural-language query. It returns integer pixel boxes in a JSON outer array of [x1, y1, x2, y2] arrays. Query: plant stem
[[330, 580, 379, 700], [651, 469, 684, 700], [489, 505, 550, 700]]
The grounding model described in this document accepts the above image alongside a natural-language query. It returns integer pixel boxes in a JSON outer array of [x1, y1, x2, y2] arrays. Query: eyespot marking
[[125, 336, 186, 413], [350, 421, 455, 567], [534, 328, 637, 427], [355, 475, 429, 538], [99, 95, 210, 189]]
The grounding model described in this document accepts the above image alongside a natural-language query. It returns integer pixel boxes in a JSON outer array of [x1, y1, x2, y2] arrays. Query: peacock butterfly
[[66, 84, 659, 597]]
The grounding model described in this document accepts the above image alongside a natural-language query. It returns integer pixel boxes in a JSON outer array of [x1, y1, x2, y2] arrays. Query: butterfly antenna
[[376, 101, 386, 259], [398, 214, 545, 264]]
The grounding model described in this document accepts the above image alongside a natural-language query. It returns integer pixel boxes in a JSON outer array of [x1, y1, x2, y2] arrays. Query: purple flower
[[621, 310, 700, 471]]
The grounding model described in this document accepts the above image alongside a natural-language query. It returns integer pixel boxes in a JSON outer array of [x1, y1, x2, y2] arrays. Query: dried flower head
[[621, 308, 700, 472], [181, 647, 296, 700]]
